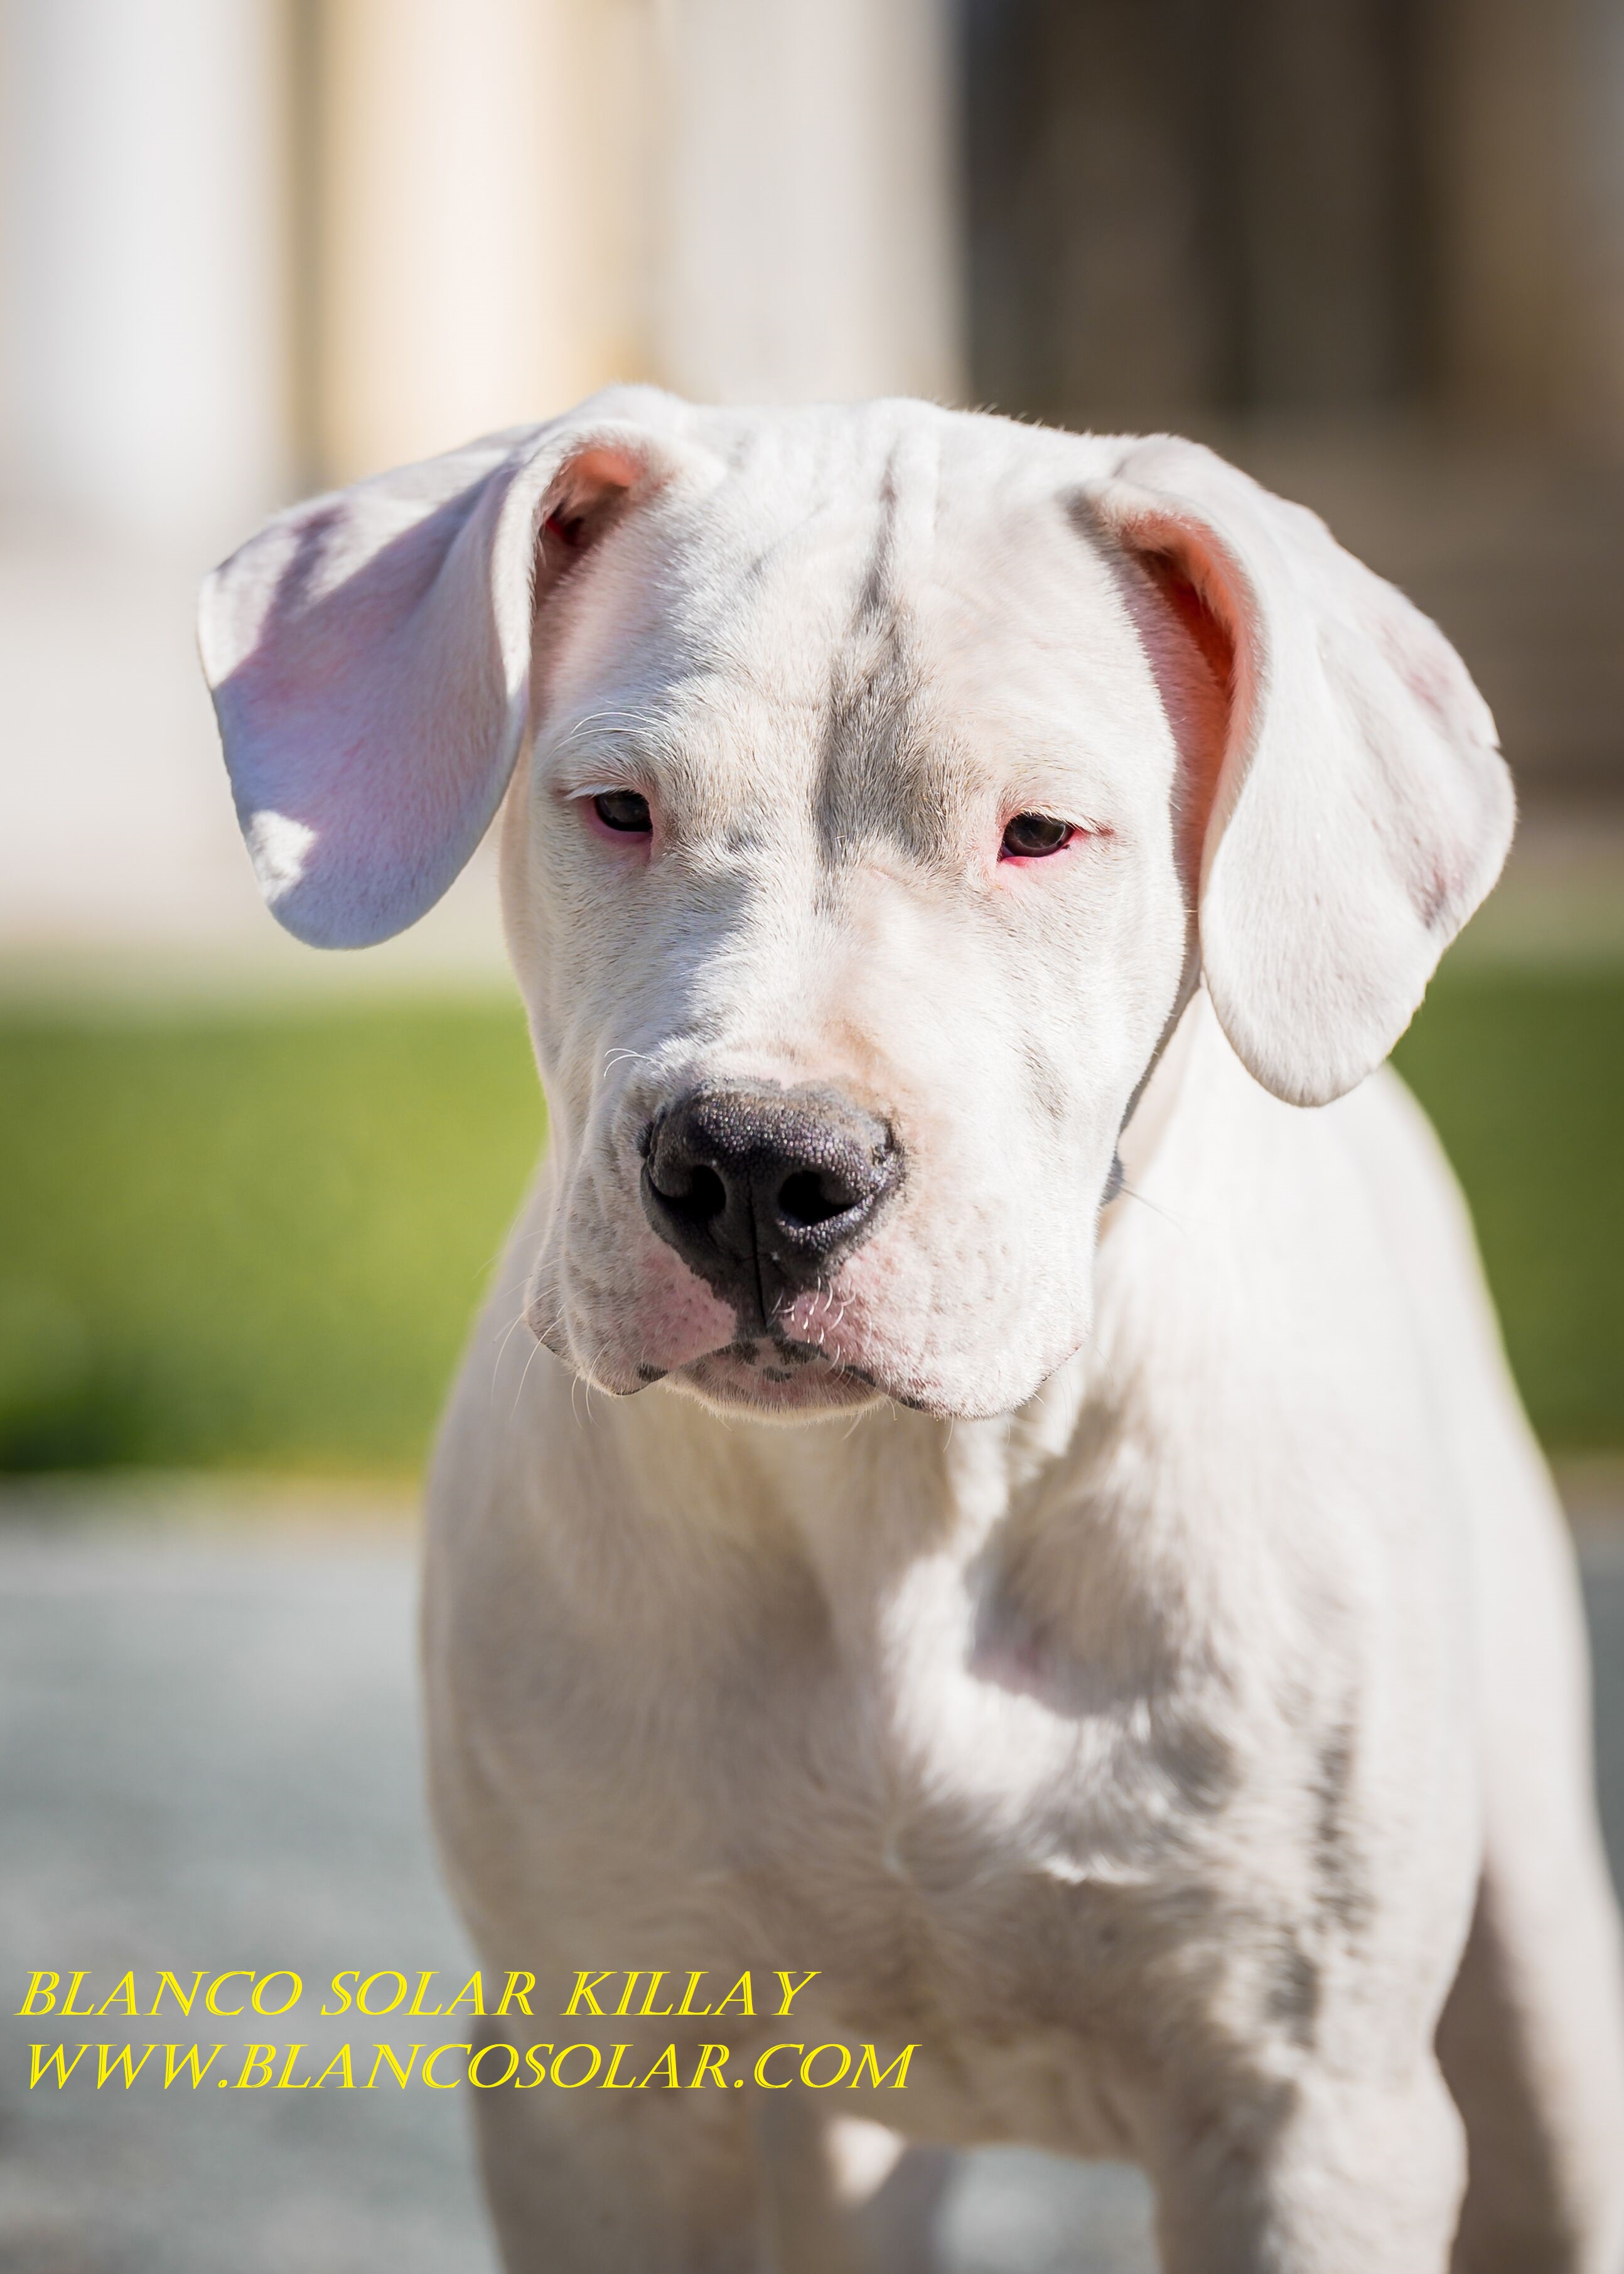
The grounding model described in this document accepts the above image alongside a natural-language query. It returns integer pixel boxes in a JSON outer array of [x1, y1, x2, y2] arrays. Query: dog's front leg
[[464, 2023, 885, 2274], [466, 2017, 772, 2274], [1147, 2060, 1467, 2273]]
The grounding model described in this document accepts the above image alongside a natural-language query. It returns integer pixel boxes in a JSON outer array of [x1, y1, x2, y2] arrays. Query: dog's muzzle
[[639, 1084, 900, 1331]]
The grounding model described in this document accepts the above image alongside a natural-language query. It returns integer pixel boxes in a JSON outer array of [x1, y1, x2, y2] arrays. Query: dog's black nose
[[640, 1085, 900, 1326]]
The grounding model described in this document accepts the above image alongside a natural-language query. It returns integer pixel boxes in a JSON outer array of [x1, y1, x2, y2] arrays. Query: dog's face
[[505, 431, 1210, 1417], [201, 391, 1513, 1423]]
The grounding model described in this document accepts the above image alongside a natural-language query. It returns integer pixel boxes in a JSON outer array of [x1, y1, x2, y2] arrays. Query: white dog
[[202, 391, 1624, 2272]]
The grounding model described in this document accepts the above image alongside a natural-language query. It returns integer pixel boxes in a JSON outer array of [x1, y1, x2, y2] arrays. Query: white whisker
[[512, 1323, 550, 1419]]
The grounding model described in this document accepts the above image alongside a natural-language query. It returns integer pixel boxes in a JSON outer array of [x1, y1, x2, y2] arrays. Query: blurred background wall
[[961, 0, 1624, 819], [965, 0, 1624, 443], [4, 0, 1624, 951], [3, 0, 1622, 969], [9, 1, 1624, 517], [0, 0, 962, 959], [1, 0, 962, 536]]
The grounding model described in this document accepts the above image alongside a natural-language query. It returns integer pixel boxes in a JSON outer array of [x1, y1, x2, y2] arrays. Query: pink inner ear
[[566, 444, 647, 497], [1140, 547, 1235, 705], [537, 445, 649, 589], [1130, 537, 1237, 885]]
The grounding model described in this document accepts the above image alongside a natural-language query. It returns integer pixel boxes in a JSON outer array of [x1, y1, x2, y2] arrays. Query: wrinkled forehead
[[539, 409, 1171, 841]]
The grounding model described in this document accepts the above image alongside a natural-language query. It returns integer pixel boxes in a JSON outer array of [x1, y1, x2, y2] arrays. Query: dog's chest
[[493, 1541, 1254, 2145]]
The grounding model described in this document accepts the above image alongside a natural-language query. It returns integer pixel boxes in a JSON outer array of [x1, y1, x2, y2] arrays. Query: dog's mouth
[[671, 1334, 885, 1417]]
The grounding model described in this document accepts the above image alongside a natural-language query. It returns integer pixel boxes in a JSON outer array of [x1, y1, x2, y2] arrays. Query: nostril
[[679, 1165, 728, 1224], [650, 1159, 728, 1225], [777, 1169, 858, 1229]]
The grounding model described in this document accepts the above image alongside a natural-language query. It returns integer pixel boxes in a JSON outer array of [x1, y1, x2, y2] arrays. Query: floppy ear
[[198, 413, 677, 948], [1090, 438, 1514, 1107]]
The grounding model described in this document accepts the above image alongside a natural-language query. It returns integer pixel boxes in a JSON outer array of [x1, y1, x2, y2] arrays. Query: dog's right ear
[[1087, 437, 1512, 1107], [198, 408, 685, 949]]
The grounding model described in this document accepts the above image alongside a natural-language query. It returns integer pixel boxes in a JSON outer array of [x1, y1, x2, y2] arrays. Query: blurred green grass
[[1389, 966, 1623, 1450], [0, 967, 1618, 1472], [0, 998, 541, 1474]]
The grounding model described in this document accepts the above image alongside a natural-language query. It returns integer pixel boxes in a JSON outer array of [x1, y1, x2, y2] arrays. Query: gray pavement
[[2, 1490, 1621, 2274]]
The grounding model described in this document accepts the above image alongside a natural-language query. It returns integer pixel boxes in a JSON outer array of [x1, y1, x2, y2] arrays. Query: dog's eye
[[593, 790, 653, 834], [1001, 811, 1075, 859]]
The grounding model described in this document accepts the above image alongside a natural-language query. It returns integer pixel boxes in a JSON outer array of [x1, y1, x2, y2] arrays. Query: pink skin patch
[[777, 1276, 885, 1377], [527, 1236, 734, 1394], [620, 1245, 738, 1382], [681, 1253, 905, 1417], [578, 1224, 905, 1416], [965, 1619, 1053, 1703]]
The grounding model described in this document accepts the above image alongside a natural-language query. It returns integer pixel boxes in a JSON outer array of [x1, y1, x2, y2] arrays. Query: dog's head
[[201, 391, 1512, 1420]]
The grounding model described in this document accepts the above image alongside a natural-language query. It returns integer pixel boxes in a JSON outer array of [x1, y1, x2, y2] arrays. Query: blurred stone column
[[1586, 0, 1624, 443], [1230, 0, 1421, 411], [305, 0, 651, 482], [1428, 0, 1624, 446], [0, 0, 292, 550], [652, 0, 964, 405], [959, 0, 1424, 432], [960, 0, 1234, 433]]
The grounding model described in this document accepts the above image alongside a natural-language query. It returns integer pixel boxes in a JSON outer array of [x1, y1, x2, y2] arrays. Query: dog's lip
[[699, 1333, 868, 1385], [674, 1334, 885, 1409]]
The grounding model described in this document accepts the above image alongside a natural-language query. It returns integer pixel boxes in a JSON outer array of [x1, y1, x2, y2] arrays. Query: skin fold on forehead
[[530, 412, 1195, 875], [516, 449, 1196, 1140]]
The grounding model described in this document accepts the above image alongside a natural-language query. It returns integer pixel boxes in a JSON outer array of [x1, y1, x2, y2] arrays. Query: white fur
[[203, 393, 1624, 2271]]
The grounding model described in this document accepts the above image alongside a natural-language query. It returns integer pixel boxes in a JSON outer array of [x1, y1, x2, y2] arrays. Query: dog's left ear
[[199, 407, 684, 949], [1090, 438, 1514, 1106]]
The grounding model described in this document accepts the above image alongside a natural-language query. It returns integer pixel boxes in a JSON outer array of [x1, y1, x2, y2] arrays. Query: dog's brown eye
[[1001, 811, 1075, 859], [593, 790, 652, 834]]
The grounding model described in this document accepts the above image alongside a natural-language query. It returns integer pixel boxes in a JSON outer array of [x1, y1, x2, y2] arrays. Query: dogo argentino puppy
[[202, 391, 1624, 2273]]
